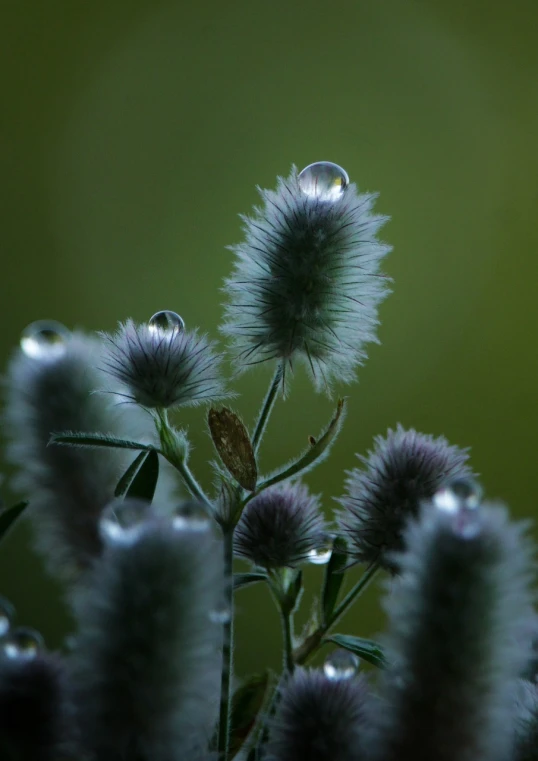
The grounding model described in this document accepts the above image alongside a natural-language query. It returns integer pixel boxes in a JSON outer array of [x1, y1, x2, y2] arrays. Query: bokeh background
[[1, 0, 537, 676]]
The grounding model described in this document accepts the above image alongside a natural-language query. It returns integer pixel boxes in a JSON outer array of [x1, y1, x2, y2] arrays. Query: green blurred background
[[1, 0, 537, 676]]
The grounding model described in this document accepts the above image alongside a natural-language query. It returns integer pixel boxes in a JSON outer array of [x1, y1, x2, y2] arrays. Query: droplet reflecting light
[[307, 539, 333, 565], [209, 604, 231, 624], [324, 649, 359, 680], [100, 499, 151, 545], [433, 477, 482, 514], [0, 597, 15, 638], [148, 311, 185, 336], [172, 502, 211, 533], [20, 320, 70, 360], [298, 161, 349, 202], [3, 627, 44, 660]]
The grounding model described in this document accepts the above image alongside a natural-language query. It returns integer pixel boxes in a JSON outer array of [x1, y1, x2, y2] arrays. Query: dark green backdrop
[[1, 0, 537, 676]]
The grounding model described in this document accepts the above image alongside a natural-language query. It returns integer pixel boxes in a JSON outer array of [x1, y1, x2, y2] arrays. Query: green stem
[[218, 527, 234, 761], [155, 408, 213, 513], [251, 362, 284, 454], [294, 562, 379, 666], [281, 607, 295, 674]]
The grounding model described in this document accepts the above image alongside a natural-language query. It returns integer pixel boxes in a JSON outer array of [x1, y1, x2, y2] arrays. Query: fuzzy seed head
[[370, 501, 535, 761], [101, 319, 228, 409], [221, 165, 391, 392], [267, 668, 369, 761], [336, 425, 472, 571], [234, 483, 327, 568]]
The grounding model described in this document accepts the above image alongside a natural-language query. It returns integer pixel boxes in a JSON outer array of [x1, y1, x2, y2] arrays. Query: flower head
[[267, 667, 369, 761], [234, 482, 327, 568], [101, 317, 228, 409], [336, 425, 472, 571], [221, 162, 391, 392]]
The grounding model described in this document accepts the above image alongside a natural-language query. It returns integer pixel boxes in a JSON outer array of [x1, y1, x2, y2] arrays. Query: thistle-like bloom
[[267, 668, 369, 761], [101, 318, 228, 409], [368, 495, 535, 761], [0, 652, 69, 761], [70, 507, 223, 761], [234, 483, 327, 568], [336, 425, 472, 571], [221, 162, 391, 391], [4, 330, 149, 580]]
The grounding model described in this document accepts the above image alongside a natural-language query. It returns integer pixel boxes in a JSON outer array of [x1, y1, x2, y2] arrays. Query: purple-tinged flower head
[[101, 312, 228, 409], [0, 647, 69, 761], [221, 162, 391, 392], [3, 322, 150, 580], [267, 667, 370, 761], [234, 482, 327, 568], [70, 502, 223, 761], [336, 425, 472, 572], [368, 492, 535, 761]]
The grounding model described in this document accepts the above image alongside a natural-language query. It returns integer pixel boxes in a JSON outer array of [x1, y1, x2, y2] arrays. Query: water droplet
[[0, 597, 15, 638], [209, 604, 231, 624], [172, 502, 211, 533], [100, 499, 151, 544], [20, 320, 70, 360], [307, 539, 333, 565], [324, 649, 359, 680], [3, 627, 44, 660], [148, 311, 185, 336], [433, 477, 482, 514], [298, 161, 349, 202]]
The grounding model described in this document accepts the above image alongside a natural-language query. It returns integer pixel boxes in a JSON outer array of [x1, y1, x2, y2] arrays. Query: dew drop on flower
[[148, 310, 185, 336], [3, 627, 44, 660], [172, 502, 211, 533], [20, 320, 70, 360], [100, 499, 151, 545], [209, 604, 231, 624], [307, 539, 333, 565], [298, 161, 349, 202], [323, 649, 359, 680], [433, 477, 482, 514], [0, 597, 15, 638]]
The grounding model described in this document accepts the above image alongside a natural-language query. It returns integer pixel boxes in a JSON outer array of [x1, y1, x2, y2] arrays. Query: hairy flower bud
[[369, 497, 535, 761], [0, 651, 69, 761], [70, 508, 223, 761], [336, 425, 472, 571], [4, 330, 149, 580], [221, 163, 391, 391], [234, 483, 327, 568], [267, 667, 369, 761], [101, 318, 228, 409]]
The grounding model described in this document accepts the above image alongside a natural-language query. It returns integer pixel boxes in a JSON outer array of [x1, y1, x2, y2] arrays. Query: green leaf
[[0, 501, 28, 542], [50, 432, 153, 452], [233, 572, 268, 591], [325, 634, 386, 669], [208, 407, 257, 491], [114, 451, 149, 498], [321, 536, 348, 626], [257, 398, 346, 492], [229, 672, 271, 759], [125, 449, 159, 502]]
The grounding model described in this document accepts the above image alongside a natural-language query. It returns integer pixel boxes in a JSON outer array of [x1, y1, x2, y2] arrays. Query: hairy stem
[[251, 362, 284, 454], [294, 562, 379, 665], [281, 607, 295, 674], [218, 526, 234, 761]]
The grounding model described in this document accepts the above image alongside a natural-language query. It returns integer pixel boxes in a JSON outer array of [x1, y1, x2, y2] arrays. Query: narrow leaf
[[0, 501, 28, 542], [325, 634, 386, 669], [258, 399, 346, 491], [208, 408, 257, 491], [50, 432, 153, 452], [114, 451, 149, 498], [233, 572, 268, 591], [125, 449, 159, 502], [321, 536, 348, 626], [229, 672, 271, 758]]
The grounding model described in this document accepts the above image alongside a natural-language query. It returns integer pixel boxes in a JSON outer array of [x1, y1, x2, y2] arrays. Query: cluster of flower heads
[[2, 161, 538, 761]]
